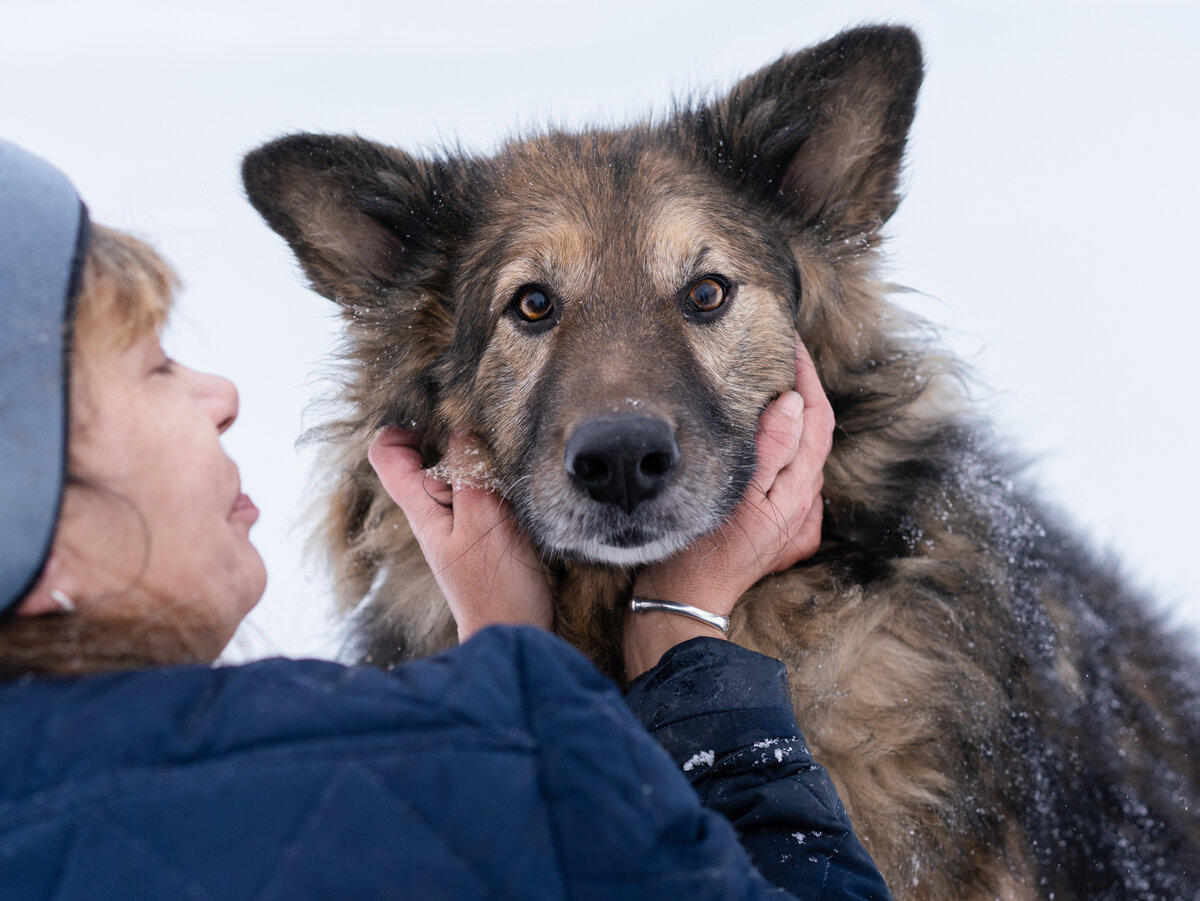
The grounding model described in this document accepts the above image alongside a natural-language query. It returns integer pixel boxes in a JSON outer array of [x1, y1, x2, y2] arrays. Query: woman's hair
[[0, 225, 214, 678], [72, 224, 176, 353]]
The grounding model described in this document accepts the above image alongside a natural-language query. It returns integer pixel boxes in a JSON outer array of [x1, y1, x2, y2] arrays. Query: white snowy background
[[2, 0, 1196, 661]]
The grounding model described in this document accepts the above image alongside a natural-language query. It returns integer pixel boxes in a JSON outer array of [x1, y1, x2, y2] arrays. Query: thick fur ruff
[[244, 26, 1200, 900]]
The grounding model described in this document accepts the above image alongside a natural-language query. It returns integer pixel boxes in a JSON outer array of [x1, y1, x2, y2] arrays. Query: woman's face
[[59, 320, 267, 654]]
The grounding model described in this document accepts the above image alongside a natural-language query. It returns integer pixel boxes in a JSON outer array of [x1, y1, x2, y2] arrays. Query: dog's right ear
[[242, 133, 470, 305], [680, 25, 923, 242]]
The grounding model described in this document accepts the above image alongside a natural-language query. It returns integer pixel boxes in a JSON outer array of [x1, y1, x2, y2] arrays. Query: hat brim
[[0, 139, 89, 615]]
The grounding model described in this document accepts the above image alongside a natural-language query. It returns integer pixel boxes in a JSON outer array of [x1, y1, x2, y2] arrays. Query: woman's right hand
[[368, 429, 554, 643], [623, 337, 834, 679]]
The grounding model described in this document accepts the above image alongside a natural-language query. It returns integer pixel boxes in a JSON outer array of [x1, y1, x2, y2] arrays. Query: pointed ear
[[684, 25, 923, 239], [241, 133, 471, 304]]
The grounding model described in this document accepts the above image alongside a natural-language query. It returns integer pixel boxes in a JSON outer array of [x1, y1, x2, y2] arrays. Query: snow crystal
[[682, 750, 715, 772], [424, 439, 503, 494]]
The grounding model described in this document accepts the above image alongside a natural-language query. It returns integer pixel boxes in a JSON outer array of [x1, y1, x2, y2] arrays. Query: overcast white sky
[[2, 0, 1197, 659]]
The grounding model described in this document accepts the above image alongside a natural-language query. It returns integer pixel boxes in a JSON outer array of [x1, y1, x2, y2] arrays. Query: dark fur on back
[[243, 26, 1200, 900]]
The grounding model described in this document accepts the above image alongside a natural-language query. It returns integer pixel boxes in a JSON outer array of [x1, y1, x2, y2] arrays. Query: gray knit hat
[[0, 140, 90, 615]]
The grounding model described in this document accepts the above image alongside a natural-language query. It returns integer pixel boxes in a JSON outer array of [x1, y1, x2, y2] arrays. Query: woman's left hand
[[368, 429, 553, 642], [623, 337, 834, 679]]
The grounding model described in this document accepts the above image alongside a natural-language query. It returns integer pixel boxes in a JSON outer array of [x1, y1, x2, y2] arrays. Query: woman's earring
[[48, 589, 76, 614]]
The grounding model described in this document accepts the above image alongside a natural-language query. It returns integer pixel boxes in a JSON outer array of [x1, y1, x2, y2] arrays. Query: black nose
[[564, 416, 680, 514]]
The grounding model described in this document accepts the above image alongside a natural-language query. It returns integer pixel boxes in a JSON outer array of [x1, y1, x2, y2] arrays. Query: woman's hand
[[623, 338, 834, 679], [368, 430, 553, 642]]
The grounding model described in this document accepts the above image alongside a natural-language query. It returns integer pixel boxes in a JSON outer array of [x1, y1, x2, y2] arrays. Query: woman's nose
[[200, 371, 240, 434]]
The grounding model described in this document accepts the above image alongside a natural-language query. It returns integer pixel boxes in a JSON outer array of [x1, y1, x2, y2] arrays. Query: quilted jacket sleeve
[[625, 638, 893, 901]]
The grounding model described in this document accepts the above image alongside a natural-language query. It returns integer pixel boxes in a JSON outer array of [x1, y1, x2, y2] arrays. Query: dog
[[242, 25, 1199, 900]]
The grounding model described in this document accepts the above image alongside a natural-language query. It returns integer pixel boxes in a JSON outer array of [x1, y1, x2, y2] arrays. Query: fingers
[[793, 336, 835, 465], [750, 390, 804, 494], [765, 492, 824, 574], [749, 336, 832, 498], [445, 432, 511, 535], [737, 336, 831, 569], [762, 335, 832, 549], [792, 491, 824, 561], [451, 482, 513, 540], [368, 428, 451, 539]]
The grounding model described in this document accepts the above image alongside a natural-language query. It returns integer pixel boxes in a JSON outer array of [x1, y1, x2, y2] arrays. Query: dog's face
[[243, 25, 922, 566], [441, 147, 799, 563]]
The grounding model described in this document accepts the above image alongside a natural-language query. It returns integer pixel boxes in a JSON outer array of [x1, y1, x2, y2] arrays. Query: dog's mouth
[[520, 477, 740, 567], [603, 525, 653, 549]]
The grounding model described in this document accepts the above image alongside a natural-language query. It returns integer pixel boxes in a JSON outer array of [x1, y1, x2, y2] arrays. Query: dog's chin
[[522, 477, 743, 568], [537, 518, 720, 566], [558, 533, 693, 567]]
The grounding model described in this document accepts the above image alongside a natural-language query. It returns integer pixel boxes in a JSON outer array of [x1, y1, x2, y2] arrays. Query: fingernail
[[776, 391, 804, 423]]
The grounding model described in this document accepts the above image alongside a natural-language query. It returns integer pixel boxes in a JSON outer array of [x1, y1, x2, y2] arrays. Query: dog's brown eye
[[515, 288, 554, 322], [686, 277, 728, 313]]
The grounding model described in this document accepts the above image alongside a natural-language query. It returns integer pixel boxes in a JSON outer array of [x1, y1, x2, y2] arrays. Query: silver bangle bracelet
[[630, 597, 730, 635]]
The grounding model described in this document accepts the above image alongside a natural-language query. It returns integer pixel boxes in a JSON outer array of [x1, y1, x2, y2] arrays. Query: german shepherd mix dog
[[243, 25, 1199, 901]]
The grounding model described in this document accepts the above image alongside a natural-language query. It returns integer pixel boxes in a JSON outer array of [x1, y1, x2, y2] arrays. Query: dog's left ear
[[243, 134, 476, 438], [242, 133, 471, 306], [683, 25, 923, 240]]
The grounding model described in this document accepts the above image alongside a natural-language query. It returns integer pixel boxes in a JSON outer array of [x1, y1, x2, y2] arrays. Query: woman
[[0, 139, 891, 900]]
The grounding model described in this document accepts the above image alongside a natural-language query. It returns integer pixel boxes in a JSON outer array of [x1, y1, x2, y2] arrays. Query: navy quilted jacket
[[0, 627, 890, 899]]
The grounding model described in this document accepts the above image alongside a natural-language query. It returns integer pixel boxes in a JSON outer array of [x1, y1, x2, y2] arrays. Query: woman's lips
[[230, 492, 259, 526]]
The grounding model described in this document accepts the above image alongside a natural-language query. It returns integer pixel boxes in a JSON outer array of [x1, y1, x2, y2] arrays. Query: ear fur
[[682, 25, 923, 238], [244, 133, 479, 445], [242, 133, 472, 306]]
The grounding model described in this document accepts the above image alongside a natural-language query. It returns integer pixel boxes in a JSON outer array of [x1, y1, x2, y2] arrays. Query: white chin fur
[[558, 533, 693, 567]]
